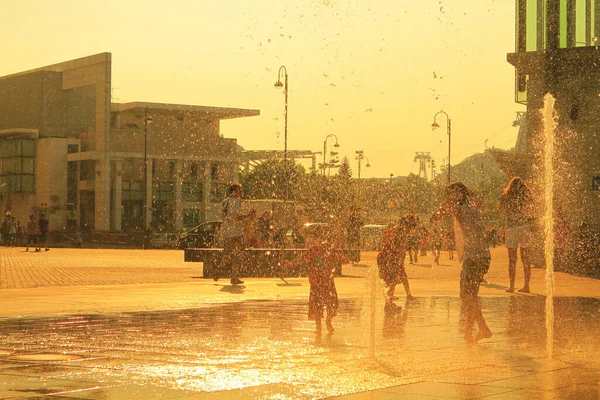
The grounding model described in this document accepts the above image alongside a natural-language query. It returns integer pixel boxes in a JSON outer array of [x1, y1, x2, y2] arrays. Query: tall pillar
[[111, 159, 122, 231], [174, 160, 183, 230], [146, 159, 153, 229], [203, 161, 212, 223]]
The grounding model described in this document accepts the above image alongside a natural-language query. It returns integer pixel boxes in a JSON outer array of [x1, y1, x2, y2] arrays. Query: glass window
[[22, 158, 34, 174], [22, 175, 34, 192], [182, 182, 203, 202], [22, 140, 35, 156]]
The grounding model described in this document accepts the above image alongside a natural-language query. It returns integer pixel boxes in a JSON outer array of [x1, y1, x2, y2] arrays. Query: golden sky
[[0, 0, 523, 178]]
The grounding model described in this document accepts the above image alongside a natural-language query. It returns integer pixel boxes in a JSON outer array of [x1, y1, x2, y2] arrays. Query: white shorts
[[505, 225, 531, 249]]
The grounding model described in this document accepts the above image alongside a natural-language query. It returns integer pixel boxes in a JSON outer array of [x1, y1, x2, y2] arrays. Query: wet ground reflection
[[0, 296, 598, 399]]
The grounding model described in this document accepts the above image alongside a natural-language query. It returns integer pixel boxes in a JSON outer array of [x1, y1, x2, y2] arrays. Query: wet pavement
[[0, 247, 599, 399]]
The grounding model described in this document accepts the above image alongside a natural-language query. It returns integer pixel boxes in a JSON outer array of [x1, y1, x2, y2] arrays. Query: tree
[[338, 157, 352, 180], [239, 159, 305, 201]]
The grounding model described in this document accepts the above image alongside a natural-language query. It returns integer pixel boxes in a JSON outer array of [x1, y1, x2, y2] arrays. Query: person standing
[[244, 209, 258, 248], [26, 215, 38, 252], [377, 214, 417, 312], [220, 183, 250, 285], [285, 225, 344, 335], [7, 216, 16, 247], [38, 212, 49, 251], [256, 211, 273, 248], [431, 182, 492, 343], [16, 220, 24, 247], [500, 177, 535, 293]]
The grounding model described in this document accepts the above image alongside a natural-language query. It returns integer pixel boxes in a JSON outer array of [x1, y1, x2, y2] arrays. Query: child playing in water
[[431, 182, 492, 343], [285, 225, 345, 334], [377, 214, 417, 311]]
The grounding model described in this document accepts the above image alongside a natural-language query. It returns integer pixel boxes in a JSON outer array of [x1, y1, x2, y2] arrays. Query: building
[[506, 0, 600, 271], [0, 53, 259, 232]]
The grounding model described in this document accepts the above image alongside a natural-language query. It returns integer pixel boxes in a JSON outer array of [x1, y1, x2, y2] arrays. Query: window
[[0, 139, 35, 193], [182, 182, 203, 202], [122, 181, 143, 201], [152, 181, 174, 201], [183, 209, 203, 227], [210, 182, 228, 202]]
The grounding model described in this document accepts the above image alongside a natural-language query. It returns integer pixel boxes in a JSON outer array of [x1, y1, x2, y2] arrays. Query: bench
[[184, 248, 360, 279]]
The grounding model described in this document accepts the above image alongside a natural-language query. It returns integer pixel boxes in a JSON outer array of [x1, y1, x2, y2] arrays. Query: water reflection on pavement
[[0, 296, 599, 399]]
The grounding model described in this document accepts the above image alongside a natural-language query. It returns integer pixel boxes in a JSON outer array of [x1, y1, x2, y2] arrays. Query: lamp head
[[274, 81, 284, 88], [333, 142, 340, 148], [431, 122, 440, 130], [366, 163, 371, 168]]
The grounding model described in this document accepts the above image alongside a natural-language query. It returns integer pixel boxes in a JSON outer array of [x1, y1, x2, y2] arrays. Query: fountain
[[542, 93, 556, 358]]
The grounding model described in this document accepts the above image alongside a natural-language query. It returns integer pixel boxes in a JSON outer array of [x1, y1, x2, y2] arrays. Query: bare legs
[[462, 295, 492, 343], [506, 247, 517, 292], [506, 247, 531, 293], [519, 247, 531, 293]]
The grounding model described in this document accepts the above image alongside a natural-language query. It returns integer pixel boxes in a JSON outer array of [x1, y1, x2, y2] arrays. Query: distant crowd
[[1, 212, 50, 252]]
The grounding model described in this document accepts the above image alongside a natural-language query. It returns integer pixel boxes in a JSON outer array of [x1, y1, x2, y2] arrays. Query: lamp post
[[322, 134, 340, 176], [355, 150, 370, 198], [431, 110, 451, 184], [274, 66, 289, 201], [143, 107, 153, 248]]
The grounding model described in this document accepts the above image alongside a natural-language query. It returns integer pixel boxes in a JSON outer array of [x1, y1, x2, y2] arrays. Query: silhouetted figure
[[377, 214, 417, 311], [256, 211, 273, 248], [432, 181, 492, 343], [220, 183, 251, 285], [285, 225, 345, 335], [500, 177, 535, 293], [26, 215, 37, 252], [38, 213, 49, 252], [430, 224, 443, 265]]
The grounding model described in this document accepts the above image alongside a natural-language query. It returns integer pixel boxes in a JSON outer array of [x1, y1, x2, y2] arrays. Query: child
[[430, 225, 443, 265], [431, 181, 492, 343], [377, 214, 417, 311], [285, 225, 344, 334]]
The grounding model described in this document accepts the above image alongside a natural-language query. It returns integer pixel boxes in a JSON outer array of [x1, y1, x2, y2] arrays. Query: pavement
[[0, 246, 598, 399]]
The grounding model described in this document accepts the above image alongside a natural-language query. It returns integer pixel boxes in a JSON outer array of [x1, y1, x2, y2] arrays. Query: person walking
[[500, 177, 535, 293], [220, 183, 250, 285], [431, 181, 492, 343], [26, 215, 38, 252], [38, 213, 49, 251]]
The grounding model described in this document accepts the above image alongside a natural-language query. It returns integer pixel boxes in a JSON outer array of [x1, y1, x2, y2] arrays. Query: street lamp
[[322, 134, 340, 176], [431, 110, 451, 184], [512, 111, 525, 127], [143, 106, 154, 248], [355, 150, 370, 197], [274, 65, 289, 201]]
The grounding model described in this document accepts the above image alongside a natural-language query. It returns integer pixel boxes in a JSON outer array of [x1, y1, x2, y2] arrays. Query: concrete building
[[505, 0, 600, 272], [0, 53, 259, 232]]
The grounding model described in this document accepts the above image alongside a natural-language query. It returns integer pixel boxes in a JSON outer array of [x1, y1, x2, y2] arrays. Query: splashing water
[[542, 93, 556, 358], [369, 264, 377, 359]]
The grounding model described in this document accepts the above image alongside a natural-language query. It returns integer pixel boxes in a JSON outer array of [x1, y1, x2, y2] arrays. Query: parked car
[[177, 221, 222, 249]]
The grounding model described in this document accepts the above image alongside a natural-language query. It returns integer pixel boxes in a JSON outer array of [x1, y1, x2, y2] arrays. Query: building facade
[[0, 53, 259, 232]]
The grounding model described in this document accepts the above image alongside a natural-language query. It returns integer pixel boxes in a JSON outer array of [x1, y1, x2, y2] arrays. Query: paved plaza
[[0, 247, 599, 399]]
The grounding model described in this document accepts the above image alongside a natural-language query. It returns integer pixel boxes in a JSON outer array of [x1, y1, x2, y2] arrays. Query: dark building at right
[[505, 0, 600, 274]]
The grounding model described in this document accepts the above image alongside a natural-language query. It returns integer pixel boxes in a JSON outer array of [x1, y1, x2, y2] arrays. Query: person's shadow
[[219, 285, 245, 294], [383, 300, 409, 340]]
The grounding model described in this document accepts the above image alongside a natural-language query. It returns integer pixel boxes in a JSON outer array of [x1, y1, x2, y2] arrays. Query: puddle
[[9, 353, 81, 362]]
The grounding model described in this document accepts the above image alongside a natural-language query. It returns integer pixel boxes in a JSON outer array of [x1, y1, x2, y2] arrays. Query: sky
[[0, 0, 524, 178]]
